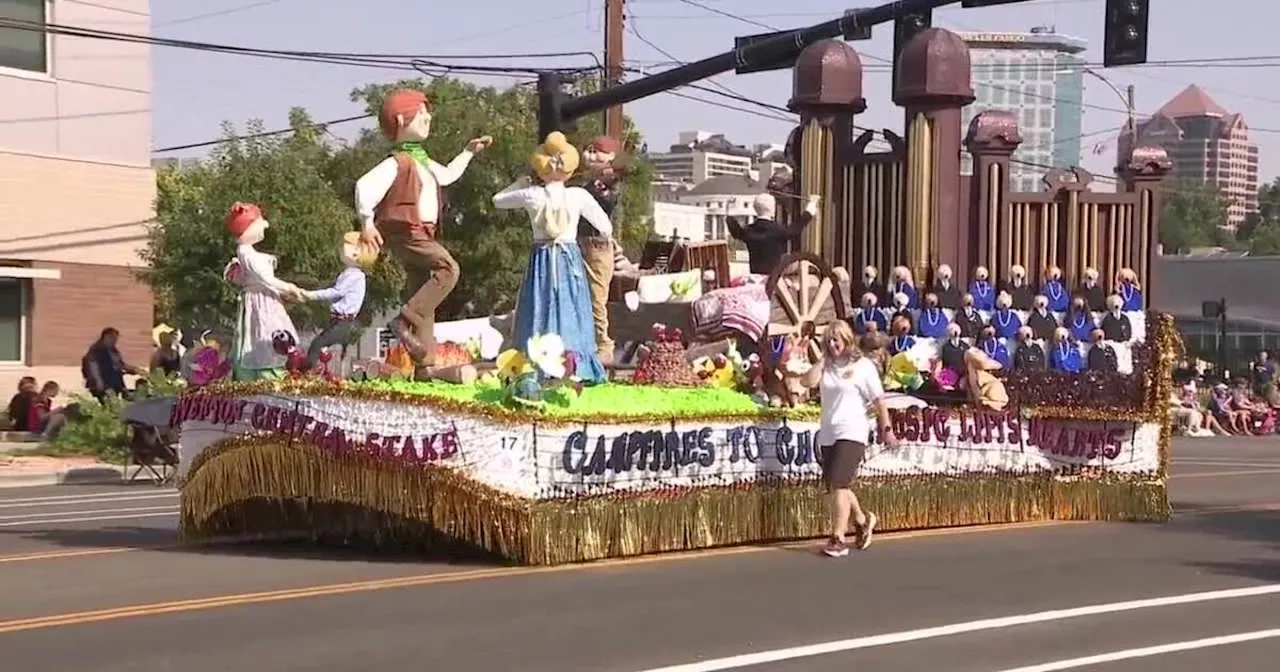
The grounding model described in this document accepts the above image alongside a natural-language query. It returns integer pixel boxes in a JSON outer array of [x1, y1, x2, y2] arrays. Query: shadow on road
[[1168, 502, 1280, 583]]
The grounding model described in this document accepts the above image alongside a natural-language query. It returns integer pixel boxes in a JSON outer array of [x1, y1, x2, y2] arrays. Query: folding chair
[[125, 422, 179, 485]]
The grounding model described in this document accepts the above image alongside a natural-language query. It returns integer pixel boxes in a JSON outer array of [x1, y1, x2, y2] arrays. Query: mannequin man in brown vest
[[355, 89, 491, 382]]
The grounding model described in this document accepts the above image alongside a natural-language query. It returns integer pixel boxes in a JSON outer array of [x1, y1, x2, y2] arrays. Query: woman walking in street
[[803, 320, 899, 557]]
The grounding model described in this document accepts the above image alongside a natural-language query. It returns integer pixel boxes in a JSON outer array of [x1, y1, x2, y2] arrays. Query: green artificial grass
[[357, 378, 818, 420]]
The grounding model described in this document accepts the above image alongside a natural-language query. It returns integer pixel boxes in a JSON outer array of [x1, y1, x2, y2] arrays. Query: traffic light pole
[[537, 0, 973, 137]]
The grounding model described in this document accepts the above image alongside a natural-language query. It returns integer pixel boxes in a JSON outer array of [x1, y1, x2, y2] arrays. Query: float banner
[[176, 395, 1162, 499]]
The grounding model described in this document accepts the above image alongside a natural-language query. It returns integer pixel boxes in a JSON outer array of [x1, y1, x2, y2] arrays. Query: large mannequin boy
[[577, 136, 624, 364], [355, 89, 492, 381]]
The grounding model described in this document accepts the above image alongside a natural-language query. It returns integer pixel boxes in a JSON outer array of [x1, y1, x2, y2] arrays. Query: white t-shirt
[[818, 357, 884, 446]]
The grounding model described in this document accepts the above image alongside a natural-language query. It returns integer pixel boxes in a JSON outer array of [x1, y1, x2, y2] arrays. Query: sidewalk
[[0, 453, 127, 488]]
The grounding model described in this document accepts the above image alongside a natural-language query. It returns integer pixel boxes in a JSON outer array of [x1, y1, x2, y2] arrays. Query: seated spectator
[[27, 381, 68, 441], [6, 376, 36, 431], [1211, 383, 1249, 434], [1232, 378, 1276, 435], [1171, 379, 1224, 436]]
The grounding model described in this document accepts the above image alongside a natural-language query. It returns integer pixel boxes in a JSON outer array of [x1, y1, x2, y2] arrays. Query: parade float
[[175, 31, 1177, 566]]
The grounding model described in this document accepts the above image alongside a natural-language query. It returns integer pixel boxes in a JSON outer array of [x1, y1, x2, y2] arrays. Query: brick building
[[0, 0, 155, 392], [1121, 85, 1259, 230]]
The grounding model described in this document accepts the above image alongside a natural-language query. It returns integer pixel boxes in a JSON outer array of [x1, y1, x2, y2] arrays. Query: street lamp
[[1058, 67, 1136, 141]]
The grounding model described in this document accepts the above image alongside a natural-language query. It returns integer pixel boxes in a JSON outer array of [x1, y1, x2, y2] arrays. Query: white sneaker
[[854, 512, 878, 550]]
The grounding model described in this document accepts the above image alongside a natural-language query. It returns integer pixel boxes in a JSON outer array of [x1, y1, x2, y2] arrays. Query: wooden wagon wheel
[[765, 253, 848, 360]]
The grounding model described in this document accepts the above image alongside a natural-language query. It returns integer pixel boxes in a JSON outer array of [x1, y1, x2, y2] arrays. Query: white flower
[[527, 333, 566, 379]]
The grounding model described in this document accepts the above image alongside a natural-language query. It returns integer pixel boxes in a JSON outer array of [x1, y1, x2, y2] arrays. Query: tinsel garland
[[196, 379, 820, 426], [181, 435, 1170, 566], [1012, 313, 1180, 424]]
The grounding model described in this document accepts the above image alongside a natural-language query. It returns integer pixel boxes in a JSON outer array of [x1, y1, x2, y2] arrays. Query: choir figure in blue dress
[[890, 265, 919, 309], [991, 291, 1022, 341], [1066, 296, 1095, 343], [1050, 326, 1084, 373], [916, 292, 950, 339], [1040, 265, 1068, 312], [976, 325, 1011, 370], [854, 292, 888, 334], [969, 265, 995, 311], [889, 314, 916, 355], [1116, 267, 1144, 311]]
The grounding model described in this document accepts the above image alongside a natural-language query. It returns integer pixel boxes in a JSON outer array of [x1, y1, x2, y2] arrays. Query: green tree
[[1159, 180, 1226, 253]]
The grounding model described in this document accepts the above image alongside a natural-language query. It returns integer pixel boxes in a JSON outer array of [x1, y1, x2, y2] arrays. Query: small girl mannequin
[[223, 202, 301, 380]]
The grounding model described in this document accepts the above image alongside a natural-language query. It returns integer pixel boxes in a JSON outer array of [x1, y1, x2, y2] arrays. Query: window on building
[[0, 0, 47, 73], [1022, 108, 1035, 128], [992, 86, 1007, 105], [1039, 108, 1053, 128], [0, 279, 25, 363]]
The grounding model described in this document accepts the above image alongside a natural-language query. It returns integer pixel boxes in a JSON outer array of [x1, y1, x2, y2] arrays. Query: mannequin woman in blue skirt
[[492, 132, 611, 383]]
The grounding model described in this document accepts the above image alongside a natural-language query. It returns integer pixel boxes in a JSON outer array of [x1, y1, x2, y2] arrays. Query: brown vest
[[374, 153, 446, 239]]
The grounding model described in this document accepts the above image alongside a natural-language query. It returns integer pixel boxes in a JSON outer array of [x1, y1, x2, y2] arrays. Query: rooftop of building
[[956, 26, 1087, 53], [682, 173, 769, 197], [1129, 85, 1253, 144]]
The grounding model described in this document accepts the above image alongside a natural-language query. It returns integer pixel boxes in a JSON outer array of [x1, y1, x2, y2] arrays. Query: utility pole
[[1125, 83, 1136, 140], [603, 0, 626, 140]]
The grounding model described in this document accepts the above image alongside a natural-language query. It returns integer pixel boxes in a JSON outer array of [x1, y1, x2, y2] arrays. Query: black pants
[[307, 318, 360, 369], [820, 440, 867, 490]]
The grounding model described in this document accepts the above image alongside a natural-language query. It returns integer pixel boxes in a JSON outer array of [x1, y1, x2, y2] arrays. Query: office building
[[0, 1, 155, 391], [1122, 85, 1259, 230], [648, 131, 756, 185], [958, 28, 1087, 192]]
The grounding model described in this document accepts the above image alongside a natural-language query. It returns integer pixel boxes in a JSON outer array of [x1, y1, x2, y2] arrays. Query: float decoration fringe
[[181, 436, 1170, 566]]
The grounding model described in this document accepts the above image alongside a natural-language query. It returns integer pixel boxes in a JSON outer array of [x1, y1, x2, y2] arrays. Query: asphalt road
[[0, 437, 1277, 671]]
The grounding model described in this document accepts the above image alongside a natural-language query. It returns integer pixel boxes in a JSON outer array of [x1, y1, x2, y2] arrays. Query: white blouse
[[492, 178, 612, 242]]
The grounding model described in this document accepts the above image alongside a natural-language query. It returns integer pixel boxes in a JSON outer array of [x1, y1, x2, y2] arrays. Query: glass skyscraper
[[958, 28, 1087, 193]]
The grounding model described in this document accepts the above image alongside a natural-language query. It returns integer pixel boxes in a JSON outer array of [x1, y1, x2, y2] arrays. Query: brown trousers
[[580, 236, 614, 361], [380, 223, 459, 366]]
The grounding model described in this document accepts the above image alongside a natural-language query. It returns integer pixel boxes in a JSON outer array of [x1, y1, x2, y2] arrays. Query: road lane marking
[[629, 584, 1280, 671], [0, 510, 179, 528], [0, 547, 143, 564], [0, 493, 179, 509], [1171, 469, 1280, 479], [0, 521, 1076, 631], [0, 490, 177, 505], [992, 629, 1280, 671], [0, 505, 181, 521], [1174, 460, 1280, 468]]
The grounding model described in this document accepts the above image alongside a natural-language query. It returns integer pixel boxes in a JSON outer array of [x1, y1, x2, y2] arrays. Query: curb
[[0, 465, 128, 489]]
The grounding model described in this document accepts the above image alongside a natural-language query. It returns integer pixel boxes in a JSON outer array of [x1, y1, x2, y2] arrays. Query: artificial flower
[[496, 349, 531, 382], [527, 333, 566, 379]]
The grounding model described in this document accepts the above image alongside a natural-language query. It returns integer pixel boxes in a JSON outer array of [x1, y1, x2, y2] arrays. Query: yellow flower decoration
[[496, 349, 532, 382]]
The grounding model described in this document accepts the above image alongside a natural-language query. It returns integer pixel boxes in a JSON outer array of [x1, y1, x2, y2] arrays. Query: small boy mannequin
[[301, 232, 374, 369]]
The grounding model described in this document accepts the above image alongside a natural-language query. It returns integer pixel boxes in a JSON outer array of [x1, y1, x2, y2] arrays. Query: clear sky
[[151, 0, 1279, 183]]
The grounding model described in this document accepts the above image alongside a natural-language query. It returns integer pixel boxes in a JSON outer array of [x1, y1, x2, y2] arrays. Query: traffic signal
[[960, 0, 1032, 6], [842, 9, 872, 41], [1103, 0, 1150, 67], [892, 10, 932, 82]]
